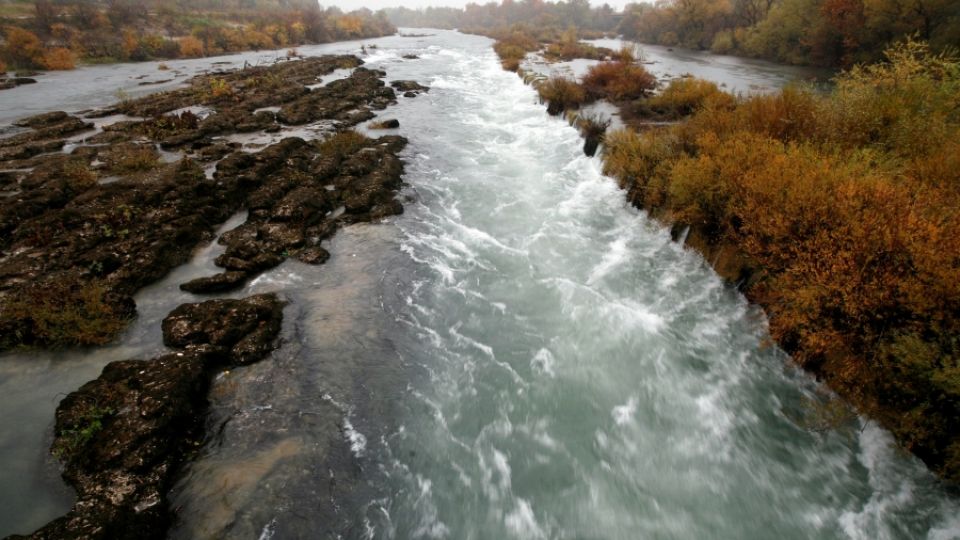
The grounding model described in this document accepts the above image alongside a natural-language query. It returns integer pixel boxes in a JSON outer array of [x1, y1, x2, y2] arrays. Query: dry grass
[[0, 276, 132, 349], [319, 130, 368, 158]]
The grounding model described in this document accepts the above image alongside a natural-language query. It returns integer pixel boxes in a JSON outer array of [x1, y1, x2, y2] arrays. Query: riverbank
[[0, 2, 395, 73], [501, 36, 960, 483]]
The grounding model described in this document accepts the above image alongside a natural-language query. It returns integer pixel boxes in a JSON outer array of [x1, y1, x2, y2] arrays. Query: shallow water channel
[[1, 29, 958, 539]]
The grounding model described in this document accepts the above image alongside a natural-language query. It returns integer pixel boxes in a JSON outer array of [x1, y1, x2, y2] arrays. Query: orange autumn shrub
[[178, 36, 204, 58], [2, 26, 44, 68], [582, 61, 657, 100], [40, 47, 76, 70]]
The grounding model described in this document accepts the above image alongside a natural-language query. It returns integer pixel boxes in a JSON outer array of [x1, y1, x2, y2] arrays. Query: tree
[[2, 26, 45, 68]]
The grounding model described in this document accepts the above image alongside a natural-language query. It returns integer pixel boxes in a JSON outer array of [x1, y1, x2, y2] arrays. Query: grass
[[62, 159, 98, 192], [0, 276, 132, 350], [52, 402, 116, 461], [106, 144, 160, 174]]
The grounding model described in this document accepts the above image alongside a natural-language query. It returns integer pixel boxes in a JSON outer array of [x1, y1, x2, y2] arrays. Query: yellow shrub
[[601, 128, 678, 206], [178, 36, 204, 58], [647, 78, 736, 116]]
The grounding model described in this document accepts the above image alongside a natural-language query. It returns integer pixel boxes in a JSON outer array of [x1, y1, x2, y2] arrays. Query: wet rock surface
[[0, 54, 417, 351], [7, 294, 283, 540], [391, 79, 430, 95]]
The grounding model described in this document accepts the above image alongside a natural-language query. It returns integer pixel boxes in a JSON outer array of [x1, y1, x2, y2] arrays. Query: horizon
[[322, 0, 639, 14]]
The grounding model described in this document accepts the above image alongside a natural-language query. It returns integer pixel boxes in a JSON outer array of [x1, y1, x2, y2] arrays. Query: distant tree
[[33, 0, 59, 35]]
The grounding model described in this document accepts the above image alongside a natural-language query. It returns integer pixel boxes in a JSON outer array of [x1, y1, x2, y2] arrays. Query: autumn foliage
[[39, 47, 75, 70], [602, 40, 960, 480], [492, 30, 539, 71], [535, 76, 588, 115], [582, 61, 657, 100], [0, 1, 397, 70], [178, 36, 204, 58], [618, 0, 960, 68]]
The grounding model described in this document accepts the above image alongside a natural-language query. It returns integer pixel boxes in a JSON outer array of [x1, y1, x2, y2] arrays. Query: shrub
[[582, 61, 657, 100], [646, 77, 736, 117], [208, 77, 233, 99], [536, 76, 587, 115], [543, 30, 608, 61], [577, 113, 611, 156], [178, 36, 204, 58], [823, 39, 960, 159], [0, 59, 6, 73], [492, 29, 539, 71], [601, 128, 678, 206], [319, 130, 368, 158], [3, 26, 44, 68], [40, 47, 76, 70]]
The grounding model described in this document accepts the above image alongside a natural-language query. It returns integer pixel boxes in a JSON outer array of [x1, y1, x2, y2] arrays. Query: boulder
[[179, 271, 249, 293]]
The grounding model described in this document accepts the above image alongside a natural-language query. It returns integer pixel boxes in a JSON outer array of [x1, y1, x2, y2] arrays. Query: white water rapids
[[351, 31, 960, 539]]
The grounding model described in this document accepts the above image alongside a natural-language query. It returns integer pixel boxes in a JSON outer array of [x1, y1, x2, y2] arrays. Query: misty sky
[[322, 0, 637, 14]]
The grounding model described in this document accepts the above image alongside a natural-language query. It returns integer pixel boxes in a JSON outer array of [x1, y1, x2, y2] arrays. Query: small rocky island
[[0, 53, 428, 538]]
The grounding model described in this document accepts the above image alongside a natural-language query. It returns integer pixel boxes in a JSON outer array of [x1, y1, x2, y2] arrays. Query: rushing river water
[[1, 29, 959, 539]]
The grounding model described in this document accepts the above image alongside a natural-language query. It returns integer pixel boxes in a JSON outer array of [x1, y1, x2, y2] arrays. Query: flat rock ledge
[[6, 293, 283, 540]]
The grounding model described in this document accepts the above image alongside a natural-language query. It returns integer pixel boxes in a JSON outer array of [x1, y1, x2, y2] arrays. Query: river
[[1, 29, 958, 539]]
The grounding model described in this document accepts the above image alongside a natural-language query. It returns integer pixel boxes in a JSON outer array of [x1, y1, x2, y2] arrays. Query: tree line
[[1, 0, 396, 71], [620, 0, 959, 67], [385, 0, 959, 67]]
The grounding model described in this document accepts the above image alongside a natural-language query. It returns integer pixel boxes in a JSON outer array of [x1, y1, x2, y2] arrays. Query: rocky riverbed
[[0, 54, 422, 351], [0, 51, 426, 538], [8, 294, 284, 540]]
